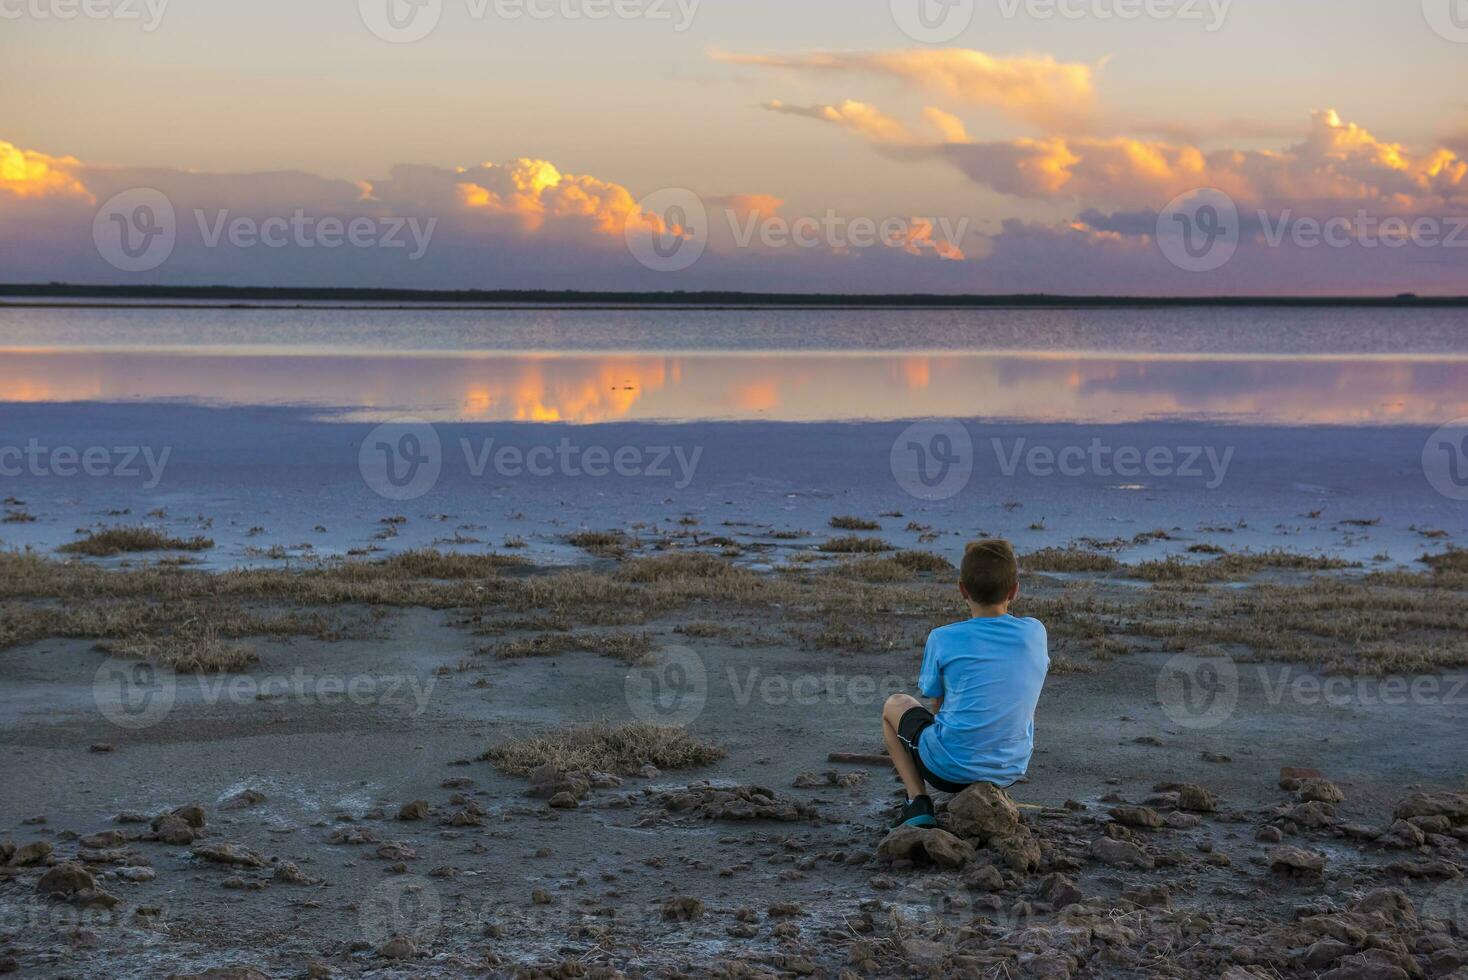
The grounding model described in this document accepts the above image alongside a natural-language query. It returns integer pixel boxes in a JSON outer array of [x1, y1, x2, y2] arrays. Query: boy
[[881, 539, 1049, 828]]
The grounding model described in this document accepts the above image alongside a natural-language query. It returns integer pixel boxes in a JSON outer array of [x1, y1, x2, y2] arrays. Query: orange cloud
[[716, 47, 1097, 130], [455, 158, 645, 238], [765, 99, 912, 144], [0, 141, 91, 201]]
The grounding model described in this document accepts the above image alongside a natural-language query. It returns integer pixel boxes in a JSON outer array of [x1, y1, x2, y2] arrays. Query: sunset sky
[[3, 0, 1467, 294]]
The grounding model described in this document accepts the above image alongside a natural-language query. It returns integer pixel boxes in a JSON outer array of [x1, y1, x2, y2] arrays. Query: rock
[[876, 826, 975, 869], [80, 831, 127, 849], [531, 888, 553, 905], [964, 864, 1004, 891], [37, 862, 97, 896], [171, 805, 207, 829], [1166, 812, 1203, 829], [1257, 826, 1284, 843], [1268, 845, 1326, 876], [1038, 873, 1083, 909], [151, 815, 198, 844], [377, 937, 416, 960], [1109, 806, 1164, 829], [639, 764, 661, 779], [989, 826, 1042, 873], [947, 783, 1021, 841], [1351, 887, 1418, 930], [1281, 766, 1325, 786], [220, 789, 268, 811], [1090, 838, 1152, 869], [116, 866, 156, 882], [1176, 784, 1219, 813], [396, 800, 430, 821], [524, 764, 590, 801], [89, 743, 115, 753], [272, 862, 315, 885], [9, 840, 52, 866], [0, 842, 11, 863], [546, 792, 579, 810], [662, 896, 704, 920], [192, 842, 268, 869], [1201, 751, 1232, 763], [1297, 779, 1345, 804], [1291, 801, 1338, 829], [1319, 949, 1411, 980], [1393, 792, 1468, 823], [1120, 884, 1171, 908], [1300, 939, 1353, 969]]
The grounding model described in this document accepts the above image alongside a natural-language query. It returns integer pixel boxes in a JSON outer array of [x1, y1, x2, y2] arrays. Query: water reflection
[[0, 349, 1464, 425]]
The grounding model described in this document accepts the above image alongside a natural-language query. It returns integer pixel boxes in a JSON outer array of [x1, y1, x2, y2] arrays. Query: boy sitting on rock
[[881, 539, 1050, 828]]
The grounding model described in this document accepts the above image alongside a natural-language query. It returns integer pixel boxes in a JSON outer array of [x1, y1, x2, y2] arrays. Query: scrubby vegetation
[[59, 526, 214, 557], [481, 721, 726, 776]]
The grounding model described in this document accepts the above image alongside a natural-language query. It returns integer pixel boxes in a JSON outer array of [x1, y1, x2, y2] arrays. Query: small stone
[[1268, 845, 1326, 876], [377, 937, 416, 960], [1109, 806, 1164, 829], [396, 800, 430, 821], [1297, 779, 1345, 805], [10, 840, 53, 866], [662, 896, 704, 920], [89, 743, 115, 753]]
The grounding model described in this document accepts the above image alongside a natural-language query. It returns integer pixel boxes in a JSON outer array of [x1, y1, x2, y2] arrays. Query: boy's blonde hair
[[961, 539, 1018, 605]]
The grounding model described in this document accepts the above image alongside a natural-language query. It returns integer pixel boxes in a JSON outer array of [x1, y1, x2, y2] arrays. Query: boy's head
[[960, 539, 1019, 606]]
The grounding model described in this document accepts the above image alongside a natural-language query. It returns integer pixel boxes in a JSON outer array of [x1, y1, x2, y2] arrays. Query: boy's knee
[[884, 693, 917, 720]]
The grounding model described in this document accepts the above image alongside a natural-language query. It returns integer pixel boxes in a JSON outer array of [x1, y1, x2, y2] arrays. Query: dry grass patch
[[567, 531, 630, 558], [59, 527, 214, 557], [482, 721, 726, 776], [829, 516, 881, 531], [1128, 551, 1355, 583], [819, 536, 893, 554], [99, 626, 258, 673], [1023, 548, 1120, 573], [487, 630, 655, 665]]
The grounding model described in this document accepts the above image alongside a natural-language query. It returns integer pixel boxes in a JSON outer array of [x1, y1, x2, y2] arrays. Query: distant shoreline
[[1, 283, 1464, 310]]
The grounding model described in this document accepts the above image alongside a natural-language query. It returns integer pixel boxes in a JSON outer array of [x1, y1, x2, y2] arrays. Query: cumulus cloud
[[0, 141, 92, 201], [713, 48, 1096, 130]]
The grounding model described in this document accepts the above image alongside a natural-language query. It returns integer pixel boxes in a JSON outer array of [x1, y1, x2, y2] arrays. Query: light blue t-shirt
[[917, 615, 1049, 788]]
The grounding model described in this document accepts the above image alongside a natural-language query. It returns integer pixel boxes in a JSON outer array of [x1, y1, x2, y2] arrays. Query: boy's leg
[[881, 693, 929, 801]]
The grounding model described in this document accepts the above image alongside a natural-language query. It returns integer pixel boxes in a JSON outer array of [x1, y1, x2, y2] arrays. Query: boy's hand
[[931, 698, 943, 713]]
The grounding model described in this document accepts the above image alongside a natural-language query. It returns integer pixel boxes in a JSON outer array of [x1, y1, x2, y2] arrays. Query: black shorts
[[896, 705, 972, 795]]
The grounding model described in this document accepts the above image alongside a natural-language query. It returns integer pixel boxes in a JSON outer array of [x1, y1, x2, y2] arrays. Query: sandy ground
[[3, 589, 1467, 978]]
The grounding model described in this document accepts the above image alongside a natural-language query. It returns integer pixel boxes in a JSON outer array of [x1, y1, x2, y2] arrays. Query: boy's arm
[[917, 633, 944, 708]]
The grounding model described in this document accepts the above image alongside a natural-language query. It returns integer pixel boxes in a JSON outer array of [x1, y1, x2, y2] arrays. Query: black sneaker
[[895, 795, 936, 829]]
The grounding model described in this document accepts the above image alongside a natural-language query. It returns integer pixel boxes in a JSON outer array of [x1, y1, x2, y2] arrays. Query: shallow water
[[2, 304, 1467, 424]]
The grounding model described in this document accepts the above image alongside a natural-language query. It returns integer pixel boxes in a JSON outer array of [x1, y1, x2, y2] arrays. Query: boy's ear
[[1007, 582, 1020, 602], [958, 581, 971, 601]]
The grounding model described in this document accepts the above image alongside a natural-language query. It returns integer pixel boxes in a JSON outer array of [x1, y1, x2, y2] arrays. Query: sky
[[2, 0, 1467, 294]]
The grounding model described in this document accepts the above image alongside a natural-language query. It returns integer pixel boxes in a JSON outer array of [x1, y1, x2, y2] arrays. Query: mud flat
[[1, 540, 1466, 978]]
